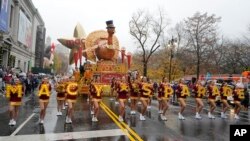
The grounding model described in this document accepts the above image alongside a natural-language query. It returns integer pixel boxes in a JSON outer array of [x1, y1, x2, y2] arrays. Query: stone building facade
[[0, 0, 45, 72]]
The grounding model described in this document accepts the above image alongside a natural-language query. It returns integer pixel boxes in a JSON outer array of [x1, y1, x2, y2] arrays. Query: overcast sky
[[32, 0, 250, 52]]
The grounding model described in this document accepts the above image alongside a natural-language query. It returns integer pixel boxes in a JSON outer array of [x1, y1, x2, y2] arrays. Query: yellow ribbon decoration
[[181, 85, 190, 97], [66, 82, 78, 96], [197, 86, 206, 97], [38, 84, 50, 97], [236, 88, 244, 100], [212, 86, 220, 96], [6, 84, 23, 98], [164, 85, 173, 97], [94, 84, 103, 97]]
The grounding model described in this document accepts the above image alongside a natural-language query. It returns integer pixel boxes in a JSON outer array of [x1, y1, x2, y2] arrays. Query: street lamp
[[168, 36, 177, 83]]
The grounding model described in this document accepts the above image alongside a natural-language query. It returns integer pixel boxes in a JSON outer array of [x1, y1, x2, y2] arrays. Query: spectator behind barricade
[[33, 75, 39, 89], [172, 81, 178, 90], [0, 68, 3, 91], [172, 81, 178, 101], [0, 68, 3, 78], [24, 75, 33, 95], [153, 81, 158, 94], [241, 87, 249, 111], [30, 74, 36, 92], [3, 73, 13, 84]]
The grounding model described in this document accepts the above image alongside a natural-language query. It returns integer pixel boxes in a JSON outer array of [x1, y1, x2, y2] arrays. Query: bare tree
[[207, 36, 226, 73], [239, 24, 250, 71], [172, 22, 189, 50], [221, 42, 241, 73], [184, 12, 221, 78], [235, 43, 250, 71], [171, 22, 195, 77], [129, 8, 169, 76]]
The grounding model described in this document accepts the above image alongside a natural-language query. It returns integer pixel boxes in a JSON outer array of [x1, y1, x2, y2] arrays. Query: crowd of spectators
[[0, 66, 39, 95]]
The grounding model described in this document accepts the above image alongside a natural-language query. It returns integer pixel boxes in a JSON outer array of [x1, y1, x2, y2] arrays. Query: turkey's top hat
[[106, 20, 115, 28]]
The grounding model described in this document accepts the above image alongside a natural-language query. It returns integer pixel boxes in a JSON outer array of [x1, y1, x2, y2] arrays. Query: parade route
[[0, 90, 249, 141]]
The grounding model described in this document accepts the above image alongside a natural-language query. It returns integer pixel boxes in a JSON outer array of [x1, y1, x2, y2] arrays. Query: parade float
[[57, 21, 132, 96]]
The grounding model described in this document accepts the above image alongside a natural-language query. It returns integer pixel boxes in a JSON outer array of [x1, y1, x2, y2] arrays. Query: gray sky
[[32, 0, 250, 52]]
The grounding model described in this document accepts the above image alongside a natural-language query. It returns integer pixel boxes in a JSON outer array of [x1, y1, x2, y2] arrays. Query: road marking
[[0, 129, 124, 141], [10, 113, 35, 136], [100, 103, 136, 141], [100, 102, 143, 141]]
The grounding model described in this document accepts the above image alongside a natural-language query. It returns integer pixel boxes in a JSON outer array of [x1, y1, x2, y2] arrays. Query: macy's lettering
[[38, 84, 50, 97], [6, 85, 23, 98], [142, 83, 151, 96], [66, 83, 78, 96], [164, 86, 173, 97]]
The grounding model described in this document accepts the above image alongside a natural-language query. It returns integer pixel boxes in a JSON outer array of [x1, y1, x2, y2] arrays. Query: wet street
[[0, 90, 249, 141]]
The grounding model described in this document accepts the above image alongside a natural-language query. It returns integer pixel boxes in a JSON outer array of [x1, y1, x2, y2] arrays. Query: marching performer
[[176, 79, 190, 120], [110, 77, 116, 100], [158, 80, 164, 114], [114, 78, 120, 105], [220, 82, 231, 118], [83, 64, 93, 102], [139, 76, 152, 121], [207, 81, 220, 119], [89, 76, 103, 122], [147, 78, 154, 110], [233, 81, 245, 120], [65, 76, 78, 123], [62, 77, 69, 110], [89, 79, 94, 115], [158, 77, 173, 120], [117, 76, 129, 121], [55, 78, 66, 116], [193, 80, 205, 119], [6, 78, 24, 126], [129, 78, 140, 115], [38, 77, 52, 124]]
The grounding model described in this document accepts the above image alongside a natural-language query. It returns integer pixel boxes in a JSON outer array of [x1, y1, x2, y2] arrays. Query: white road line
[[1, 129, 125, 141], [10, 113, 35, 136]]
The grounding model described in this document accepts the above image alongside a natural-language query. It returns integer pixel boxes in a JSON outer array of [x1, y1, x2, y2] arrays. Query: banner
[[18, 10, 32, 48], [100, 73, 125, 84], [96, 63, 126, 73], [0, 0, 10, 33]]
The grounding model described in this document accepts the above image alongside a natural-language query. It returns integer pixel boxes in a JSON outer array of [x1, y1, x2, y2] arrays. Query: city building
[[0, 0, 45, 72]]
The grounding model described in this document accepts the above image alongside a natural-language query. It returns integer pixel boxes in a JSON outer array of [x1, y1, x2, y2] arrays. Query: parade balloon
[[85, 30, 119, 61]]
